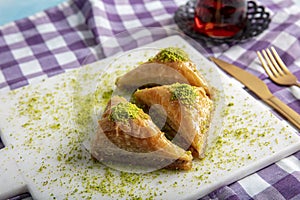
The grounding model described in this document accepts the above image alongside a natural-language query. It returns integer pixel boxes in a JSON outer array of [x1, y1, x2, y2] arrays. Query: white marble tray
[[1, 36, 300, 200]]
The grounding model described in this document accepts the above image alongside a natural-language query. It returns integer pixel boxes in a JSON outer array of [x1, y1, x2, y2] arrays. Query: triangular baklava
[[91, 96, 193, 170], [133, 83, 213, 158], [116, 47, 211, 96]]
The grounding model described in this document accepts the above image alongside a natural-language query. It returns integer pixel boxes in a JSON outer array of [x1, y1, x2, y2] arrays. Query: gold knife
[[210, 57, 300, 130]]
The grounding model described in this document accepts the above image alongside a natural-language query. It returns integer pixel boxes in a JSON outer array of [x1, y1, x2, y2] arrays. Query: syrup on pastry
[[91, 96, 193, 170]]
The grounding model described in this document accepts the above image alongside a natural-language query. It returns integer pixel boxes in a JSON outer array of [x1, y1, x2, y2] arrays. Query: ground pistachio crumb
[[169, 83, 198, 106], [110, 101, 149, 122], [101, 89, 113, 101], [149, 47, 189, 63], [227, 102, 234, 106]]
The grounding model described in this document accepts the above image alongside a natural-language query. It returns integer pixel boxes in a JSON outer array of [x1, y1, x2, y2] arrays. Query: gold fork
[[257, 47, 300, 87]]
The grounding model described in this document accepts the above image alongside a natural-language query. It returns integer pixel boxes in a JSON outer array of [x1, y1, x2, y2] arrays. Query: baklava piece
[[91, 96, 193, 170], [134, 83, 213, 158], [116, 47, 211, 97]]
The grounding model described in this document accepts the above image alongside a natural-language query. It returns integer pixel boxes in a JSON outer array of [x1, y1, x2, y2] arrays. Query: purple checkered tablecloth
[[0, 0, 300, 199]]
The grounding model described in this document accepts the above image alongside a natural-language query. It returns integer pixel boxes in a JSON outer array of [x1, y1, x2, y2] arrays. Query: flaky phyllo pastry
[[91, 47, 213, 170], [134, 83, 213, 158], [91, 96, 193, 170], [116, 47, 211, 97]]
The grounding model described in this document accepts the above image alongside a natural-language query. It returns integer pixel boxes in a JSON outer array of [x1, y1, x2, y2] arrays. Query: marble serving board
[[0, 36, 300, 200]]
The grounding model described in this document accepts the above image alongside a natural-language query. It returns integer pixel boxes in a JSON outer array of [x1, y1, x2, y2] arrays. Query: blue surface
[[0, 0, 67, 26]]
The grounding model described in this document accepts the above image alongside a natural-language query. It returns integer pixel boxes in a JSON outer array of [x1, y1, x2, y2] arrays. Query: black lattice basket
[[174, 0, 271, 45]]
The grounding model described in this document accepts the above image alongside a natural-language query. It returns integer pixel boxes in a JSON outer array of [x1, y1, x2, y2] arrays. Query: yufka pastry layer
[[134, 83, 213, 158], [91, 96, 193, 170], [116, 47, 211, 97]]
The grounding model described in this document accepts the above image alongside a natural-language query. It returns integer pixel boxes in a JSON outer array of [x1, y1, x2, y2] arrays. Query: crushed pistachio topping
[[110, 101, 149, 122], [149, 47, 189, 63], [169, 83, 198, 105]]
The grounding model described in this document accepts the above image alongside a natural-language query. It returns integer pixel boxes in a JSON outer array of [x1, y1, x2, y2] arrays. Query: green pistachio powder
[[169, 83, 198, 106], [148, 47, 189, 63], [2, 47, 293, 199], [110, 102, 149, 122]]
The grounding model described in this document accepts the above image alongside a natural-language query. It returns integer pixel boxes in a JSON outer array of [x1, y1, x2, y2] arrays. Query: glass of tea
[[194, 0, 247, 39]]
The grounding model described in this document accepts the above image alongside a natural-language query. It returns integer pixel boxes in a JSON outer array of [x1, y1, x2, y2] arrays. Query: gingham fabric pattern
[[0, 0, 300, 199]]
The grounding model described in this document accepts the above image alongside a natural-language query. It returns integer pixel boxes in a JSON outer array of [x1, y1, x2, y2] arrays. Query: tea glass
[[194, 0, 247, 38]]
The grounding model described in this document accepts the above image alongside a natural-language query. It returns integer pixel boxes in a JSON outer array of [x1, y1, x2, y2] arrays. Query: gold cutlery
[[210, 57, 300, 130]]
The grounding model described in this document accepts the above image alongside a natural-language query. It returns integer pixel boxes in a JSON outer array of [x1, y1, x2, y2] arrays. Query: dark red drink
[[194, 0, 247, 38]]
